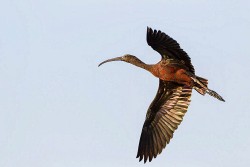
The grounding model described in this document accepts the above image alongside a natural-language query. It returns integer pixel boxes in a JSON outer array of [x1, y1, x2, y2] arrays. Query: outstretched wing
[[136, 80, 192, 163], [147, 27, 195, 74]]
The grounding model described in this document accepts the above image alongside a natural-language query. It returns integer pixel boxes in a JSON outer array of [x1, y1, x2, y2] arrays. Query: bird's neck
[[126, 58, 152, 72]]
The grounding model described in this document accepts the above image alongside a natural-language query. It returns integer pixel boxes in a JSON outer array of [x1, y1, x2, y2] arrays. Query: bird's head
[[98, 54, 140, 67]]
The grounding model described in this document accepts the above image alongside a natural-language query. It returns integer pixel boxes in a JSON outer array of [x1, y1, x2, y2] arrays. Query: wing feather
[[147, 27, 195, 74], [137, 80, 192, 163]]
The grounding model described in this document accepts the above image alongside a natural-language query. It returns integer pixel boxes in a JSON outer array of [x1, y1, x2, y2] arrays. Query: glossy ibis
[[99, 27, 225, 163]]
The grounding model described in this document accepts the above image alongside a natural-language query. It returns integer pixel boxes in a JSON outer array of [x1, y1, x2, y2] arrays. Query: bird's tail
[[192, 76, 225, 102], [193, 76, 208, 95]]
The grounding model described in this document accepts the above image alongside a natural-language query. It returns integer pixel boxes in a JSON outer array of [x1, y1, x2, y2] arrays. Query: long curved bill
[[98, 57, 123, 67]]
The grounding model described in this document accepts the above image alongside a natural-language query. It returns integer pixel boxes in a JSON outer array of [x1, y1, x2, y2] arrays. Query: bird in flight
[[99, 27, 225, 163]]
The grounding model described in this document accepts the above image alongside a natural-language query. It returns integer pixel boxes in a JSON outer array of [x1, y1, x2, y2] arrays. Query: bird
[[98, 27, 225, 163]]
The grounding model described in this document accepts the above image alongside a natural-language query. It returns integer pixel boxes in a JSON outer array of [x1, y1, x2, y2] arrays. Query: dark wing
[[136, 80, 192, 163], [147, 27, 195, 74]]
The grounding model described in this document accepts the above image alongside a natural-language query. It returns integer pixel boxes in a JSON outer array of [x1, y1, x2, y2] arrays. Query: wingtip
[[147, 26, 152, 32], [136, 153, 139, 158], [139, 155, 143, 162], [144, 156, 148, 163], [149, 156, 153, 162]]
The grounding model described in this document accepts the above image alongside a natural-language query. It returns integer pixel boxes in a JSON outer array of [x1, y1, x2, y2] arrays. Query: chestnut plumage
[[99, 27, 225, 163]]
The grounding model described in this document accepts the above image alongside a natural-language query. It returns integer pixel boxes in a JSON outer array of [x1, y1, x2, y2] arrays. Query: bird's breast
[[151, 64, 176, 81], [150, 64, 193, 86]]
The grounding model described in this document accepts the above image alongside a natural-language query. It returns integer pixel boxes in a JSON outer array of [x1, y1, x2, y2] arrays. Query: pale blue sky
[[0, 0, 250, 167]]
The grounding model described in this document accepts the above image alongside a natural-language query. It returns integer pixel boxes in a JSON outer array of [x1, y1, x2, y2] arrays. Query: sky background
[[0, 0, 250, 167]]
